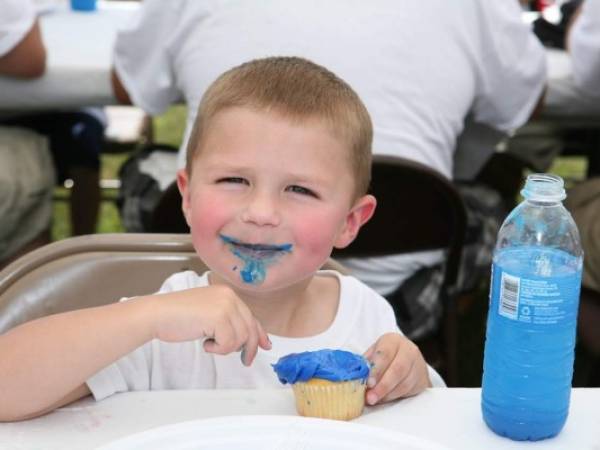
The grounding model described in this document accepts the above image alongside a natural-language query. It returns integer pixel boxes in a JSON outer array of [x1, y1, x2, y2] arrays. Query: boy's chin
[[219, 269, 312, 294]]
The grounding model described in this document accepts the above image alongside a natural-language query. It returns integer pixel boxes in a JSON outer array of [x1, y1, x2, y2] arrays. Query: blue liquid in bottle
[[481, 174, 583, 441]]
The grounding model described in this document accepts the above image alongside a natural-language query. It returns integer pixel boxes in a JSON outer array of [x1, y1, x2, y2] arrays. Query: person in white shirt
[[0, 57, 444, 422], [564, 0, 600, 381], [111, 0, 546, 339], [568, 0, 600, 96], [0, 0, 105, 251], [0, 0, 55, 268]]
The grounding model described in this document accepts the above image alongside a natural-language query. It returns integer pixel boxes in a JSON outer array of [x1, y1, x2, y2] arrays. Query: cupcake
[[272, 349, 370, 421]]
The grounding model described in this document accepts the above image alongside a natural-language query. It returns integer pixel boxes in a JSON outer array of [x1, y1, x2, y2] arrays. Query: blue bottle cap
[[520, 173, 566, 202]]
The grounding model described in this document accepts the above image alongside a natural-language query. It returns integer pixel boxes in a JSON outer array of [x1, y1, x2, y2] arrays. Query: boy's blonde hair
[[186, 56, 373, 199]]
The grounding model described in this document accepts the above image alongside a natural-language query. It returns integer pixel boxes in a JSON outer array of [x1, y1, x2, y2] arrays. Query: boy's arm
[[0, 297, 155, 421], [14, 385, 92, 422], [0, 285, 270, 422]]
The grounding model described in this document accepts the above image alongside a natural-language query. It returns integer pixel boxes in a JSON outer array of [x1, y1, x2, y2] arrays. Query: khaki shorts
[[0, 126, 55, 262], [565, 178, 600, 292]]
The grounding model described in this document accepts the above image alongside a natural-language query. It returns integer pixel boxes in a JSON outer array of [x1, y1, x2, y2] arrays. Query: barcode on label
[[499, 272, 520, 319]]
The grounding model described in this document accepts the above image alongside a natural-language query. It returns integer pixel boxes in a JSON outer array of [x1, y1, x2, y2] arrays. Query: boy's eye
[[286, 185, 318, 198], [216, 177, 249, 185]]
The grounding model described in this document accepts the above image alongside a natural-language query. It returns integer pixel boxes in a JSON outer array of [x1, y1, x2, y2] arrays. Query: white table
[[0, 4, 597, 118], [543, 48, 600, 122], [1, 388, 598, 449], [0, 1, 139, 110]]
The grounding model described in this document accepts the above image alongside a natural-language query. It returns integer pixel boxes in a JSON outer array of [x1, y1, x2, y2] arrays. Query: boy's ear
[[334, 194, 377, 249], [176, 168, 193, 228]]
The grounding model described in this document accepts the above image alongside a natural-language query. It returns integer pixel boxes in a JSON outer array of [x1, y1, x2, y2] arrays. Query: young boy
[[0, 57, 443, 422]]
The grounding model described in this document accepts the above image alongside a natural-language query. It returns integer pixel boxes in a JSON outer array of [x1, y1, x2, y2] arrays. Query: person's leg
[[0, 229, 51, 271], [579, 288, 600, 356], [59, 112, 104, 235], [563, 179, 600, 384], [68, 166, 100, 235], [0, 127, 55, 269], [3, 111, 104, 235]]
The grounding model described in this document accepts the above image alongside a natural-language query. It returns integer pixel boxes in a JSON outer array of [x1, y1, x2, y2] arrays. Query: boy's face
[[177, 107, 375, 292]]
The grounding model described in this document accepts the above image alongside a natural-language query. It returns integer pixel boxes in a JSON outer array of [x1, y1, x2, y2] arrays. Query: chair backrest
[[331, 155, 468, 386], [332, 154, 467, 289], [0, 234, 203, 334], [0, 233, 345, 334]]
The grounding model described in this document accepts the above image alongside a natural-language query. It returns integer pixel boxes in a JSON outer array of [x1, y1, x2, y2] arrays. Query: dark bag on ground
[[117, 144, 188, 233], [532, 0, 583, 49]]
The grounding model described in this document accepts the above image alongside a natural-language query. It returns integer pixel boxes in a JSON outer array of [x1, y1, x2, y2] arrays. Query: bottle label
[[491, 262, 581, 325], [498, 272, 520, 319]]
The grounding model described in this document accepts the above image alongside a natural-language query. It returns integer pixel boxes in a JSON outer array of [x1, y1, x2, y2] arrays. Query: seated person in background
[[568, 0, 600, 97], [0, 57, 444, 423], [0, 0, 55, 268], [2, 108, 105, 236], [0, 0, 105, 238], [565, 178, 600, 381], [111, 0, 546, 341], [564, 0, 600, 380]]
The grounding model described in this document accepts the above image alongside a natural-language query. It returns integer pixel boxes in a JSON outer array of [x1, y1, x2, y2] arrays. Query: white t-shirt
[[114, 0, 545, 178], [0, 0, 35, 57], [570, 0, 600, 97], [113, 0, 546, 294], [86, 270, 445, 400]]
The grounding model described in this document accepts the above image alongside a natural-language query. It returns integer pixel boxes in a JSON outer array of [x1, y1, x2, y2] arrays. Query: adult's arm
[[529, 86, 547, 121], [472, 0, 547, 129], [0, 19, 45, 78], [567, 0, 600, 96], [111, 0, 180, 114], [111, 67, 132, 104]]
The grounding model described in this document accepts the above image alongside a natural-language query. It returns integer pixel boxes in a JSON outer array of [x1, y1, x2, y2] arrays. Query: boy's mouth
[[219, 234, 293, 285], [219, 234, 292, 256]]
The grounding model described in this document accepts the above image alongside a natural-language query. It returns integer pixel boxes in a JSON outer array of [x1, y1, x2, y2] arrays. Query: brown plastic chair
[[0, 233, 346, 335], [332, 155, 468, 386]]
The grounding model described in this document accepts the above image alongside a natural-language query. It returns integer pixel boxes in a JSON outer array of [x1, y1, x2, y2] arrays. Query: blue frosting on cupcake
[[272, 349, 370, 384]]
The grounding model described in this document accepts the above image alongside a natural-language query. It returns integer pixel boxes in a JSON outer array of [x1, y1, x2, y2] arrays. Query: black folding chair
[[332, 155, 467, 386]]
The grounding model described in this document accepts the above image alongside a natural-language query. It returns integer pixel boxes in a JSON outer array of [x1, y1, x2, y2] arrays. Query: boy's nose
[[240, 191, 281, 227]]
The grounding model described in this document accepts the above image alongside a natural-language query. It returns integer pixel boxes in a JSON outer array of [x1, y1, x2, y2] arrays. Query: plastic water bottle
[[481, 173, 583, 441]]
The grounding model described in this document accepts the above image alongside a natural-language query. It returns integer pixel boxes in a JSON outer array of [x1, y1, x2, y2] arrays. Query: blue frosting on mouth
[[272, 349, 370, 384], [220, 234, 292, 284]]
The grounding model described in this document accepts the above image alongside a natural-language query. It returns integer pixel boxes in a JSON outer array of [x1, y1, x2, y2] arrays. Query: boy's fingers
[[365, 335, 399, 386], [256, 321, 272, 350], [367, 336, 428, 405], [364, 334, 411, 405], [228, 314, 249, 350], [241, 322, 259, 366], [371, 357, 415, 404], [242, 320, 272, 365], [363, 343, 376, 362], [203, 320, 240, 354], [365, 355, 391, 396], [236, 305, 265, 365]]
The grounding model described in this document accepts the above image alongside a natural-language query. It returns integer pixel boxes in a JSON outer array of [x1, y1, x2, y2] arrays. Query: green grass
[[152, 105, 187, 148], [547, 156, 588, 186]]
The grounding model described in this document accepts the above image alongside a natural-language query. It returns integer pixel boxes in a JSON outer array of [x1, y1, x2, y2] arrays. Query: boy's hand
[[363, 332, 431, 405], [150, 285, 271, 366]]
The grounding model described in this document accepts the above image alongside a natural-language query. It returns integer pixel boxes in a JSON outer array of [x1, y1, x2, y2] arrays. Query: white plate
[[96, 415, 451, 450]]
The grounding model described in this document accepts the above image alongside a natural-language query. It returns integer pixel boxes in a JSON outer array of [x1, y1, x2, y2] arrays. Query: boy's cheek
[[189, 196, 231, 231], [293, 215, 341, 256]]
